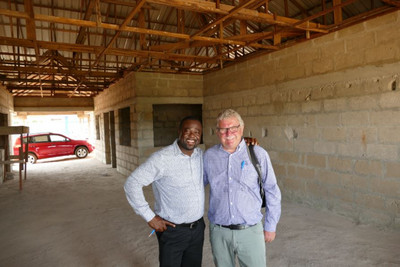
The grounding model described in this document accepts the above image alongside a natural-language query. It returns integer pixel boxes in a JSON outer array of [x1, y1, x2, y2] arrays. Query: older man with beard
[[124, 116, 205, 267]]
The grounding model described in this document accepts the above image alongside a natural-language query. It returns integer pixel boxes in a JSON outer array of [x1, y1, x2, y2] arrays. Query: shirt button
[[230, 202, 233, 205]]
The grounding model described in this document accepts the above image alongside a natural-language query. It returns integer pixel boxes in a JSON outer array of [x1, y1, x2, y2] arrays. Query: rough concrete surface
[[0, 156, 399, 267]]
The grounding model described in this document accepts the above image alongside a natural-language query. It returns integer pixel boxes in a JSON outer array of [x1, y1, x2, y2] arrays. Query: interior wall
[[94, 72, 203, 176], [0, 85, 13, 179], [0, 85, 13, 117], [203, 11, 400, 229]]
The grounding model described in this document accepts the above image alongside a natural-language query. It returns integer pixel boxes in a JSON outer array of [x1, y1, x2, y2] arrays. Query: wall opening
[[391, 80, 397, 91], [153, 104, 202, 147], [95, 115, 100, 140], [118, 107, 131, 147]]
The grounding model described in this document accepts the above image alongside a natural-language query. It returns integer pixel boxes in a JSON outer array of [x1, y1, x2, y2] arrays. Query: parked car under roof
[[14, 132, 95, 164]]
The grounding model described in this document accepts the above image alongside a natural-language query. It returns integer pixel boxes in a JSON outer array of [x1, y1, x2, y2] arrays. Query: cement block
[[314, 141, 336, 155], [322, 127, 346, 142], [345, 32, 375, 52], [323, 98, 348, 112], [316, 113, 340, 127], [278, 151, 300, 164], [341, 111, 369, 126], [348, 95, 378, 111], [312, 58, 334, 74], [365, 44, 399, 64], [385, 162, 400, 178], [329, 186, 354, 203], [371, 178, 400, 197], [306, 154, 327, 168], [301, 101, 322, 113], [370, 110, 400, 125], [379, 91, 400, 109], [366, 144, 398, 161], [328, 156, 353, 173], [354, 160, 383, 177], [354, 192, 386, 210], [316, 169, 341, 186], [378, 127, 400, 144]]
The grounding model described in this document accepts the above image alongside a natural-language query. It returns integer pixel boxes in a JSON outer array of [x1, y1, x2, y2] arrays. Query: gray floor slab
[[0, 156, 399, 267]]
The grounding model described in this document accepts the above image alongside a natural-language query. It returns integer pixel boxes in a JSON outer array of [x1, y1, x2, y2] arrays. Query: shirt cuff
[[143, 209, 156, 223]]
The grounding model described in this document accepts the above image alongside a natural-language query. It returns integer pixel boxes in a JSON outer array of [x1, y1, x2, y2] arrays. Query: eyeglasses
[[216, 125, 241, 134]]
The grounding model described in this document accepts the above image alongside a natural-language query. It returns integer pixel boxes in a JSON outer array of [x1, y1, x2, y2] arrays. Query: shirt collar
[[173, 139, 199, 157]]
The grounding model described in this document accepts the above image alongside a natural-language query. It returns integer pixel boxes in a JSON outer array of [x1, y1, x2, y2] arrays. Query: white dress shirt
[[124, 140, 204, 224]]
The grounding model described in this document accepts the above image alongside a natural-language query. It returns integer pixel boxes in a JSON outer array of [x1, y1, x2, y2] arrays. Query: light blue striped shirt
[[124, 140, 204, 224], [204, 139, 281, 232]]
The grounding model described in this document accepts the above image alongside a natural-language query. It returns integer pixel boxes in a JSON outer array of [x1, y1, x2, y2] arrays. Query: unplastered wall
[[94, 72, 203, 176], [0, 85, 13, 115], [203, 11, 400, 229], [94, 72, 137, 173], [133, 72, 203, 168]]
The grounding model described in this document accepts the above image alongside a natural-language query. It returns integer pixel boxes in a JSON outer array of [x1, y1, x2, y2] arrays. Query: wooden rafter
[[0, 0, 397, 98]]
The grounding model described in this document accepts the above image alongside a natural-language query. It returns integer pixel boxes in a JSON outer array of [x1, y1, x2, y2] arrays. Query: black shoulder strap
[[246, 144, 265, 198]]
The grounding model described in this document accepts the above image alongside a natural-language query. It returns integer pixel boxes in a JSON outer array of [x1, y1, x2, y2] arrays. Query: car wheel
[[75, 146, 88, 158], [27, 153, 37, 164]]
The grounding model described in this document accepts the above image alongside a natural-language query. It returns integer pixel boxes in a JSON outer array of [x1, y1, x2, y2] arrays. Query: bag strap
[[246, 144, 265, 198]]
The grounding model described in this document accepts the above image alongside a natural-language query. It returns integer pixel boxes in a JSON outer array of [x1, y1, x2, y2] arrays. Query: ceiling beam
[[0, 63, 119, 77]]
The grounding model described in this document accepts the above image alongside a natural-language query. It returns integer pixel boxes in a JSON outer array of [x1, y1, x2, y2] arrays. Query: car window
[[31, 135, 50, 143], [50, 135, 69, 142]]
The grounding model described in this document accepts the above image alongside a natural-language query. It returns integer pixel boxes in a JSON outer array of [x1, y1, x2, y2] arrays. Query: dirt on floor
[[0, 156, 399, 267]]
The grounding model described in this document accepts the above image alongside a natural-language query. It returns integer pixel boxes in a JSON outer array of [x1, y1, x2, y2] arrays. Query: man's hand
[[244, 137, 259, 146], [264, 231, 276, 243], [148, 215, 176, 232]]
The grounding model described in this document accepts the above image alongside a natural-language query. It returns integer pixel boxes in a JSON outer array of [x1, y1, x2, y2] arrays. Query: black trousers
[[156, 218, 205, 267]]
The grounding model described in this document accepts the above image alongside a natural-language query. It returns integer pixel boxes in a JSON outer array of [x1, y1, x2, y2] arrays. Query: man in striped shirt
[[124, 116, 205, 267]]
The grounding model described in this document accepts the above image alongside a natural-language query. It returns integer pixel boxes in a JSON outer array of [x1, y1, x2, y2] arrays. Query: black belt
[[217, 224, 254, 230], [175, 217, 203, 229]]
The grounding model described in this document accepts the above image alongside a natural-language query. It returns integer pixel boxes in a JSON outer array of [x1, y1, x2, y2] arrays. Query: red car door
[[29, 135, 55, 158], [49, 134, 74, 156]]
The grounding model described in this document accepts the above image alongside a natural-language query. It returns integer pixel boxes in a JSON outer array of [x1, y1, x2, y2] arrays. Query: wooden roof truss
[[0, 0, 398, 97]]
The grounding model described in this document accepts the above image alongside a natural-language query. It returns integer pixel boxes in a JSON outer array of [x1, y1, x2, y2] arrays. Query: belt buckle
[[189, 222, 195, 229]]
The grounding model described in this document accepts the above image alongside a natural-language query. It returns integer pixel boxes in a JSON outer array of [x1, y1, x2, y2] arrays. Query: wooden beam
[[75, 0, 97, 44], [92, 0, 146, 67], [0, 7, 326, 51], [0, 62, 119, 77], [24, 0, 43, 97], [0, 77, 111, 86], [333, 0, 343, 24], [382, 0, 400, 7], [192, 0, 259, 37], [0, 36, 222, 64], [145, 0, 325, 29]]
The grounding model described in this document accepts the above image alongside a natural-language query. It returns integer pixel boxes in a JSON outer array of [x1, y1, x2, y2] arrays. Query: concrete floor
[[0, 156, 399, 267]]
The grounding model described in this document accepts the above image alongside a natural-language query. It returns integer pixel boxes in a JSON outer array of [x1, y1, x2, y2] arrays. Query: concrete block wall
[[203, 11, 400, 229], [94, 72, 203, 176], [0, 85, 13, 114], [134, 72, 203, 168]]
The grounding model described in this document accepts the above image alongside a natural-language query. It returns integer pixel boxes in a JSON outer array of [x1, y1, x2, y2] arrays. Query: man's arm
[[262, 150, 282, 242], [124, 154, 176, 232], [124, 155, 161, 222]]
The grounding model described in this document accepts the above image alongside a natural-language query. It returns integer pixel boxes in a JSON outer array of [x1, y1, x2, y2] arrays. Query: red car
[[14, 132, 95, 164]]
